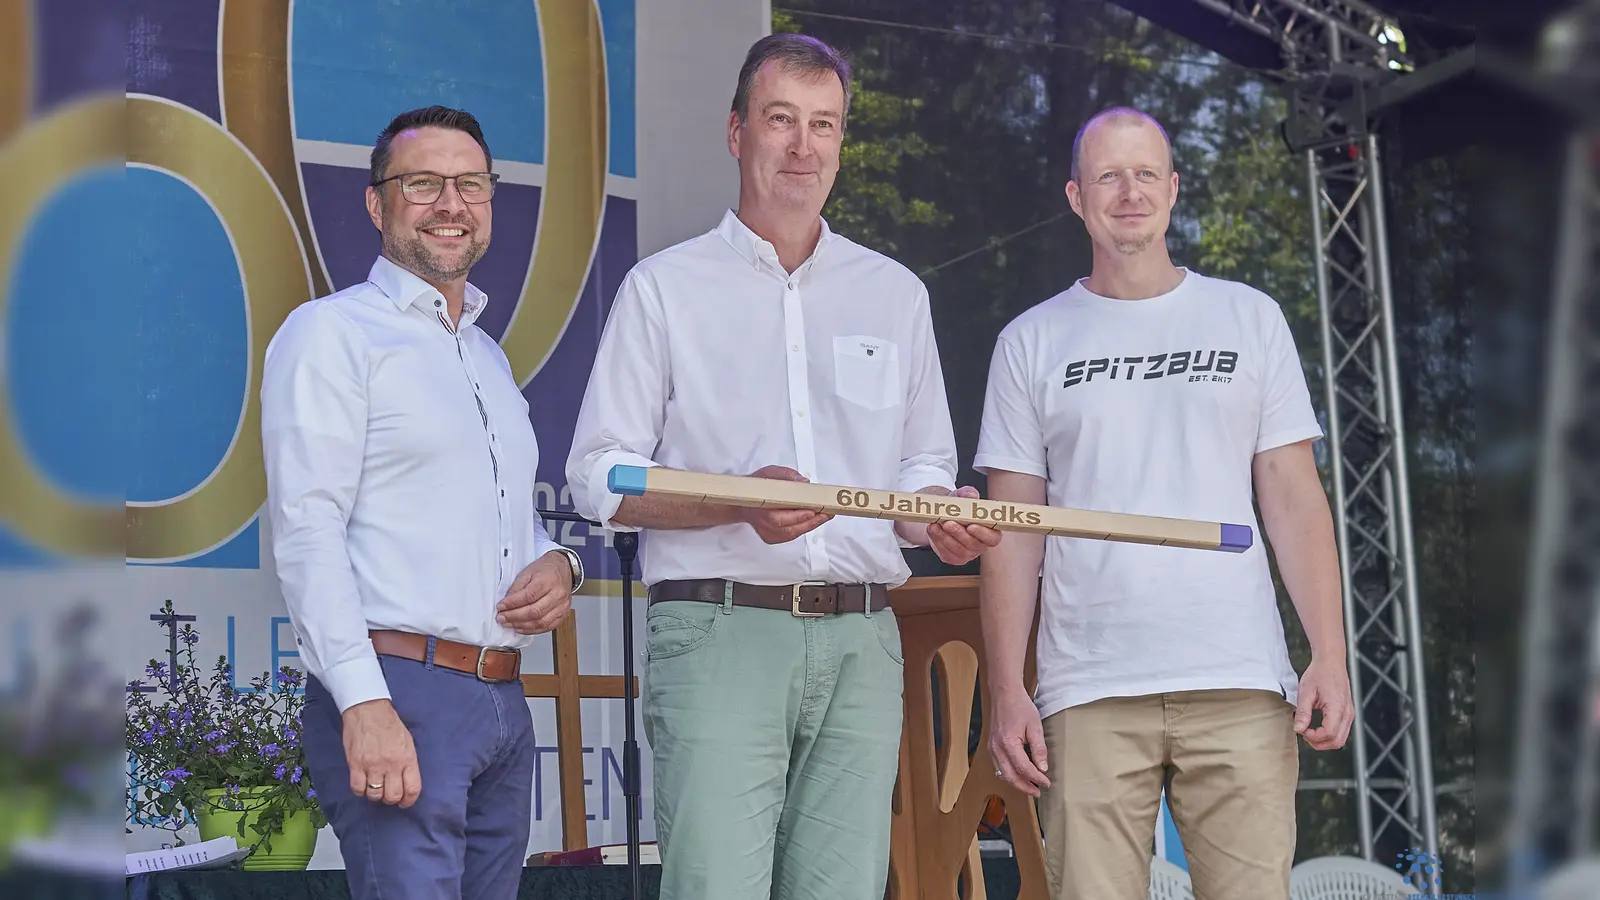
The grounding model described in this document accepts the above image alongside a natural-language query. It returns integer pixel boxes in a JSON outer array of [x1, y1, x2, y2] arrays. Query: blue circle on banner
[[7, 165, 128, 501], [289, 0, 545, 163], [121, 166, 249, 503]]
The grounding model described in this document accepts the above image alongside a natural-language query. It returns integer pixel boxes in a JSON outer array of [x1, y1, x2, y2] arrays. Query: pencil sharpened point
[[608, 465, 650, 496], [1219, 524, 1252, 552]]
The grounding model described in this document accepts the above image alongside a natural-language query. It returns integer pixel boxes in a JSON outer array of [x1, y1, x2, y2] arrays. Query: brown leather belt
[[648, 579, 892, 616], [368, 630, 520, 683]]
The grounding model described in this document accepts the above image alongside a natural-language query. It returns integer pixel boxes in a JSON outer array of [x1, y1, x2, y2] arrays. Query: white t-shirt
[[973, 269, 1324, 719]]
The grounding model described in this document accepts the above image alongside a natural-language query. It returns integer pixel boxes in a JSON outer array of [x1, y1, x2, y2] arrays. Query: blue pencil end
[[608, 465, 649, 496], [1219, 523, 1253, 553]]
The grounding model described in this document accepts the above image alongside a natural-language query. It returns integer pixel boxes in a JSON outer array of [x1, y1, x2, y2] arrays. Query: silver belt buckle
[[476, 645, 519, 682], [791, 581, 830, 617]]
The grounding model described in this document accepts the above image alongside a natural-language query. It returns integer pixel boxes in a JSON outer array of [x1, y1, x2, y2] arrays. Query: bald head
[[1070, 107, 1174, 184]]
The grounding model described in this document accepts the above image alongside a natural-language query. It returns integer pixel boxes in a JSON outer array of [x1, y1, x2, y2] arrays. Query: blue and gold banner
[[2, 0, 638, 576], [0, 0, 745, 860]]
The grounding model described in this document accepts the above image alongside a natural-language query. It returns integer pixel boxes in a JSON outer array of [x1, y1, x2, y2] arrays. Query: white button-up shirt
[[261, 255, 570, 713], [566, 210, 958, 588]]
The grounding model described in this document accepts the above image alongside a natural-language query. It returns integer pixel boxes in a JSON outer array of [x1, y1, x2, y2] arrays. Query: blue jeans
[[302, 653, 534, 900]]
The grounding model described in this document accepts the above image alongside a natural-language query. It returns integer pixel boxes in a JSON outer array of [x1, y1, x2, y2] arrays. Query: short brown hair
[[731, 33, 853, 125], [370, 105, 493, 186]]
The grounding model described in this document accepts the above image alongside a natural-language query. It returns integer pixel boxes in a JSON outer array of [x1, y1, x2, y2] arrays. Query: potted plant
[[125, 601, 326, 870]]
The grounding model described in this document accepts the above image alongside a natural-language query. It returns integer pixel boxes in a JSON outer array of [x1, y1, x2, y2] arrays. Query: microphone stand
[[536, 510, 644, 900]]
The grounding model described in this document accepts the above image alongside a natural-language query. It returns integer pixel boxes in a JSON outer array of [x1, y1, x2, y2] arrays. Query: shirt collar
[[366, 255, 489, 327], [714, 209, 836, 276]]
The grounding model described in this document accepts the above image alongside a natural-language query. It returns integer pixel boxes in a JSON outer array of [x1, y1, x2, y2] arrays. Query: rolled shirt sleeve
[[566, 271, 670, 530]]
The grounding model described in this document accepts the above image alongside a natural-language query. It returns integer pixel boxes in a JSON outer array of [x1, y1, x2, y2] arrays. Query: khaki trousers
[[1037, 689, 1299, 900]]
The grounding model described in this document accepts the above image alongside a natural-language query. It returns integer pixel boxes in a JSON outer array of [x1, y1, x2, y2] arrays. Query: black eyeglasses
[[371, 171, 499, 204]]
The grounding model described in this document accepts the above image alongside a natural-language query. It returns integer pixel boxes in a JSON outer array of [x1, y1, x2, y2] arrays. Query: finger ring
[[367, 782, 384, 790], [995, 769, 1003, 778]]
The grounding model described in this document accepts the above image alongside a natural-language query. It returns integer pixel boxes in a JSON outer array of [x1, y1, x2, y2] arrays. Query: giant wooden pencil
[[607, 465, 1251, 552]]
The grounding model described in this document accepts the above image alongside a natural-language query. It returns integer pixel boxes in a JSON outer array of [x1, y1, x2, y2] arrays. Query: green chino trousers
[[641, 597, 907, 900]]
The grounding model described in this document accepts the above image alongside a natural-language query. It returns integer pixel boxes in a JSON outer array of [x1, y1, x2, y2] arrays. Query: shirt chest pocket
[[833, 335, 901, 412]]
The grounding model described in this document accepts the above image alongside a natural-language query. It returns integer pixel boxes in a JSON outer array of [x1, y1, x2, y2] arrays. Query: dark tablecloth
[[111, 857, 1021, 900]]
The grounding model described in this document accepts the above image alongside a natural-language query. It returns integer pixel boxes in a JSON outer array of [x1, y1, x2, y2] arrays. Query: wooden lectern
[[887, 576, 1049, 900]]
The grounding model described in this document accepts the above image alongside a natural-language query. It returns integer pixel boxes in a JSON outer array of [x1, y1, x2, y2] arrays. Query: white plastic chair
[[1289, 856, 1417, 900], [1148, 856, 1195, 900]]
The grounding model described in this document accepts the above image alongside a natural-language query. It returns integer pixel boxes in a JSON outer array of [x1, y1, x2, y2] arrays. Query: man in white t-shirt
[[975, 106, 1354, 899]]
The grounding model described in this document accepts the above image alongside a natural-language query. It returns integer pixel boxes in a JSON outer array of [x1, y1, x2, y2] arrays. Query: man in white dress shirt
[[977, 106, 1353, 899], [261, 105, 582, 900], [566, 34, 999, 900]]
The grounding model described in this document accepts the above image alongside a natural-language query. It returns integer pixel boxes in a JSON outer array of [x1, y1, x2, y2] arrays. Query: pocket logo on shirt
[[834, 336, 900, 411], [1061, 350, 1239, 388]]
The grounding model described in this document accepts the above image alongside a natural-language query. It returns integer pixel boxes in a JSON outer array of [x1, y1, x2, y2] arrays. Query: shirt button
[[791, 344, 800, 352], [504, 549, 509, 557], [795, 409, 806, 418], [787, 283, 795, 291], [434, 299, 442, 307]]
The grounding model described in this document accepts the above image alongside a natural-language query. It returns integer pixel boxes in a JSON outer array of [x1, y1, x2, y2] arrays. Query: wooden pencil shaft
[[607, 466, 1251, 552]]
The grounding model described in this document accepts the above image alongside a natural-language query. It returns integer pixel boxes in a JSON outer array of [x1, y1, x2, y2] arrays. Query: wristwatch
[[549, 546, 585, 593]]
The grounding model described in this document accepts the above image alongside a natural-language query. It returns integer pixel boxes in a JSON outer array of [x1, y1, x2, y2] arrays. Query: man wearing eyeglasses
[[261, 105, 581, 900]]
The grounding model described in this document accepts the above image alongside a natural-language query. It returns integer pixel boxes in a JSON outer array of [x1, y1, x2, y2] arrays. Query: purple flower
[[260, 743, 281, 758], [306, 788, 317, 799], [166, 767, 191, 781], [274, 764, 287, 780], [204, 730, 224, 742], [213, 742, 236, 754], [284, 729, 299, 745], [145, 662, 168, 680], [182, 631, 199, 645], [140, 730, 156, 745], [291, 766, 302, 784]]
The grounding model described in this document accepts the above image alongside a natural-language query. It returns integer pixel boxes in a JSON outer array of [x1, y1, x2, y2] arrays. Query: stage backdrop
[[0, 0, 769, 864]]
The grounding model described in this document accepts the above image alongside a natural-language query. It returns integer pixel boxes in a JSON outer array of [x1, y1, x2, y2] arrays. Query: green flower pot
[[0, 785, 55, 854], [194, 787, 318, 871]]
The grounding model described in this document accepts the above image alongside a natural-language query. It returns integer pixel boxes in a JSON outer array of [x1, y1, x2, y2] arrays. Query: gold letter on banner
[[502, 0, 610, 387], [218, 0, 334, 300], [123, 95, 313, 561], [0, 0, 29, 143], [0, 94, 126, 556]]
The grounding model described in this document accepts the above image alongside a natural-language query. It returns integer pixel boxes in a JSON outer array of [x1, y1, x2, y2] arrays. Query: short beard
[[381, 219, 487, 283], [1112, 232, 1156, 256]]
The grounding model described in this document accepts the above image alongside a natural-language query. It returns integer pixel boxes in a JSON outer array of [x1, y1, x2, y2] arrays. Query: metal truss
[[1185, 0, 1413, 77], [1503, 3, 1600, 890], [1307, 126, 1438, 872], [1510, 128, 1600, 889]]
